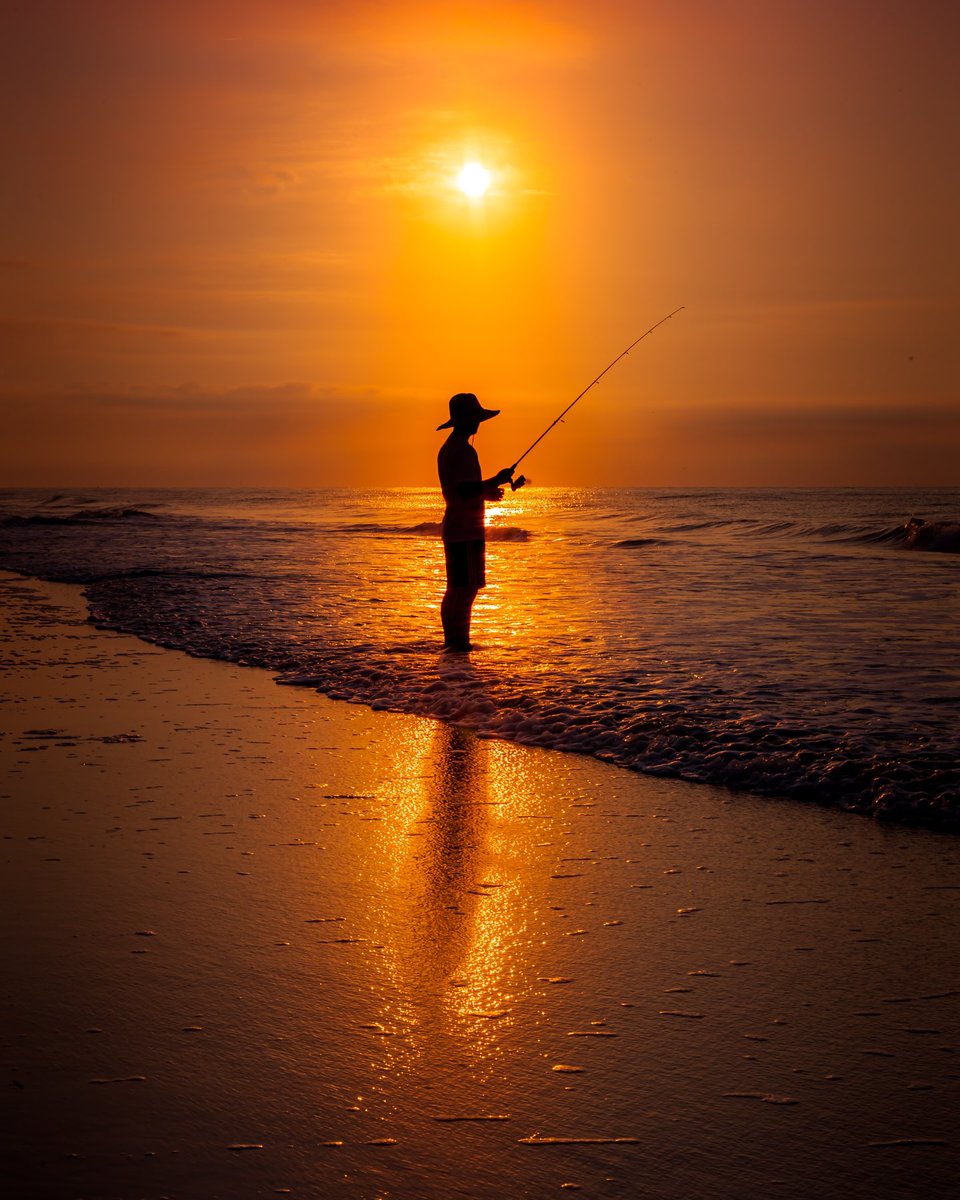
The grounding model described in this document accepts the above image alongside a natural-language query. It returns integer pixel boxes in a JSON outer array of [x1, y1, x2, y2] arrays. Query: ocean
[[1, 486, 957, 827]]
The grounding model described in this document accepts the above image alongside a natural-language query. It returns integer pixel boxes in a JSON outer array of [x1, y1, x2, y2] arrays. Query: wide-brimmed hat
[[436, 392, 500, 431]]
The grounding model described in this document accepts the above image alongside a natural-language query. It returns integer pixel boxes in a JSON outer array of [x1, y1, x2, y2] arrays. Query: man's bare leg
[[441, 587, 478, 651]]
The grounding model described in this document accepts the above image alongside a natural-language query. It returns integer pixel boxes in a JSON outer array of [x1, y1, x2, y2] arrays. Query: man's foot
[[443, 640, 473, 653]]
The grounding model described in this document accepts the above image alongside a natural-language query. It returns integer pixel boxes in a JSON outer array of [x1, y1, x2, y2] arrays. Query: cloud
[[2, 380, 390, 419], [217, 164, 303, 198], [0, 316, 188, 342], [669, 401, 960, 436]]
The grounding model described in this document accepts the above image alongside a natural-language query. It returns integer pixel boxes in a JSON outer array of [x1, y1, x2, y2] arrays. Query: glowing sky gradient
[[2, 0, 958, 486]]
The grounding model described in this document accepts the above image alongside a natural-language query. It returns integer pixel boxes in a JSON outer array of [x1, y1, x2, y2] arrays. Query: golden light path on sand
[[360, 721, 543, 1082]]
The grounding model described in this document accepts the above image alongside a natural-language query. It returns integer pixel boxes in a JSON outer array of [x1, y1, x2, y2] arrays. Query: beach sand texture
[[2, 575, 958, 1199]]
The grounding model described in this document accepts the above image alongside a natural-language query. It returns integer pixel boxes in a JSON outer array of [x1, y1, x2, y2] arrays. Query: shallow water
[[1, 486, 958, 824]]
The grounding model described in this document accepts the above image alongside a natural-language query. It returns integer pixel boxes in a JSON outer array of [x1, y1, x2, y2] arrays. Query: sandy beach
[[2, 572, 958, 1199]]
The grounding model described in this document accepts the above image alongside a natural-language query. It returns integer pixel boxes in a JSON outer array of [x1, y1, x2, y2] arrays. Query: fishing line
[[508, 306, 685, 490]]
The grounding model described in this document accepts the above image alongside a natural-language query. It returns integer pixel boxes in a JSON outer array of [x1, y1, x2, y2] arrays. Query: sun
[[456, 162, 491, 198]]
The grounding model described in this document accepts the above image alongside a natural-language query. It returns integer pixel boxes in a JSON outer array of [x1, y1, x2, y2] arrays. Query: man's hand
[[479, 466, 513, 500]]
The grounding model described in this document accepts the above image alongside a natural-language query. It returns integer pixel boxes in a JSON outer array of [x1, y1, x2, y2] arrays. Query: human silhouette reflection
[[413, 722, 490, 990], [367, 719, 527, 1081]]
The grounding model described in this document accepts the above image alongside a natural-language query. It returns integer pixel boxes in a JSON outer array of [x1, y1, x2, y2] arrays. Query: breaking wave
[[902, 518, 960, 554], [2, 506, 161, 526], [701, 515, 959, 553]]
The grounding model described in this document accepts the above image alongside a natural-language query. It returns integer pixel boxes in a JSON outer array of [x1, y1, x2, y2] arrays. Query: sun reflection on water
[[361, 718, 544, 1087]]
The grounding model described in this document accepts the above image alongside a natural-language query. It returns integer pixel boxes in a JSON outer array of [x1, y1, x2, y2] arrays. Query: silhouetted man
[[436, 393, 514, 651]]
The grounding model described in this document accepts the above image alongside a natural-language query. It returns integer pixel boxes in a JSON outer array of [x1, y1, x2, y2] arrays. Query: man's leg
[[441, 586, 478, 650], [441, 539, 484, 650]]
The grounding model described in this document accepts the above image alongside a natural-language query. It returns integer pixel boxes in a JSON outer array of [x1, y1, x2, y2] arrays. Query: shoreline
[[5, 562, 956, 833], [3, 574, 959, 1199]]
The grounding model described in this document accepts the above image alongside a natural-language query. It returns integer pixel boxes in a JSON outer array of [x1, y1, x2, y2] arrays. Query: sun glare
[[456, 162, 491, 198]]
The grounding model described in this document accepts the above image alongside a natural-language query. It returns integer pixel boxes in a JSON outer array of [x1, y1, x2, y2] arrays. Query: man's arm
[[455, 466, 514, 499]]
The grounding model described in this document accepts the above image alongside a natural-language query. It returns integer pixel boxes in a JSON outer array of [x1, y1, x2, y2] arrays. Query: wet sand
[[2, 573, 958, 1199]]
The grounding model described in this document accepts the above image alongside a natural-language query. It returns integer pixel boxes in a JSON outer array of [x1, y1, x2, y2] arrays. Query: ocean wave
[[84, 566, 259, 584], [485, 527, 531, 542], [35, 492, 111, 508], [727, 516, 959, 552], [663, 519, 739, 532], [903, 518, 960, 553], [2, 506, 160, 526], [806, 518, 959, 552], [331, 521, 531, 542], [330, 521, 433, 535], [612, 537, 668, 549]]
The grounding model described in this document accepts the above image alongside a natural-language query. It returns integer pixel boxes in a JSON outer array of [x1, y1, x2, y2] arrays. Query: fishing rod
[[507, 305, 685, 490]]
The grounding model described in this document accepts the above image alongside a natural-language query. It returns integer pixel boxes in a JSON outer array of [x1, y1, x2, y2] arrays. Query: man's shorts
[[443, 539, 486, 590]]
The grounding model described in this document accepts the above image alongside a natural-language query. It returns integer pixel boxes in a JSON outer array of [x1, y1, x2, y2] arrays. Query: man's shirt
[[438, 434, 485, 542]]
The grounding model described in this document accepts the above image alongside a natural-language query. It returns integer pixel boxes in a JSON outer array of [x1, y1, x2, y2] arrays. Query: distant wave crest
[[2, 506, 159, 527], [902, 518, 960, 554], [810, 517, 960, 553], [728, 515, 960, 553]]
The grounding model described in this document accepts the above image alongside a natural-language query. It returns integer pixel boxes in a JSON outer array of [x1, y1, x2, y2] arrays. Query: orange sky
[[2, 0, 958, 486]]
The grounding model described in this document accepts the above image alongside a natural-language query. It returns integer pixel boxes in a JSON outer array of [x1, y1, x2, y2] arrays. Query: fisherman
[[436, 392, 514, 652]]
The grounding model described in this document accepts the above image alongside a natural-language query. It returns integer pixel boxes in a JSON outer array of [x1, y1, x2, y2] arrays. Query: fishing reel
[[510, 475, 527, 491]]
